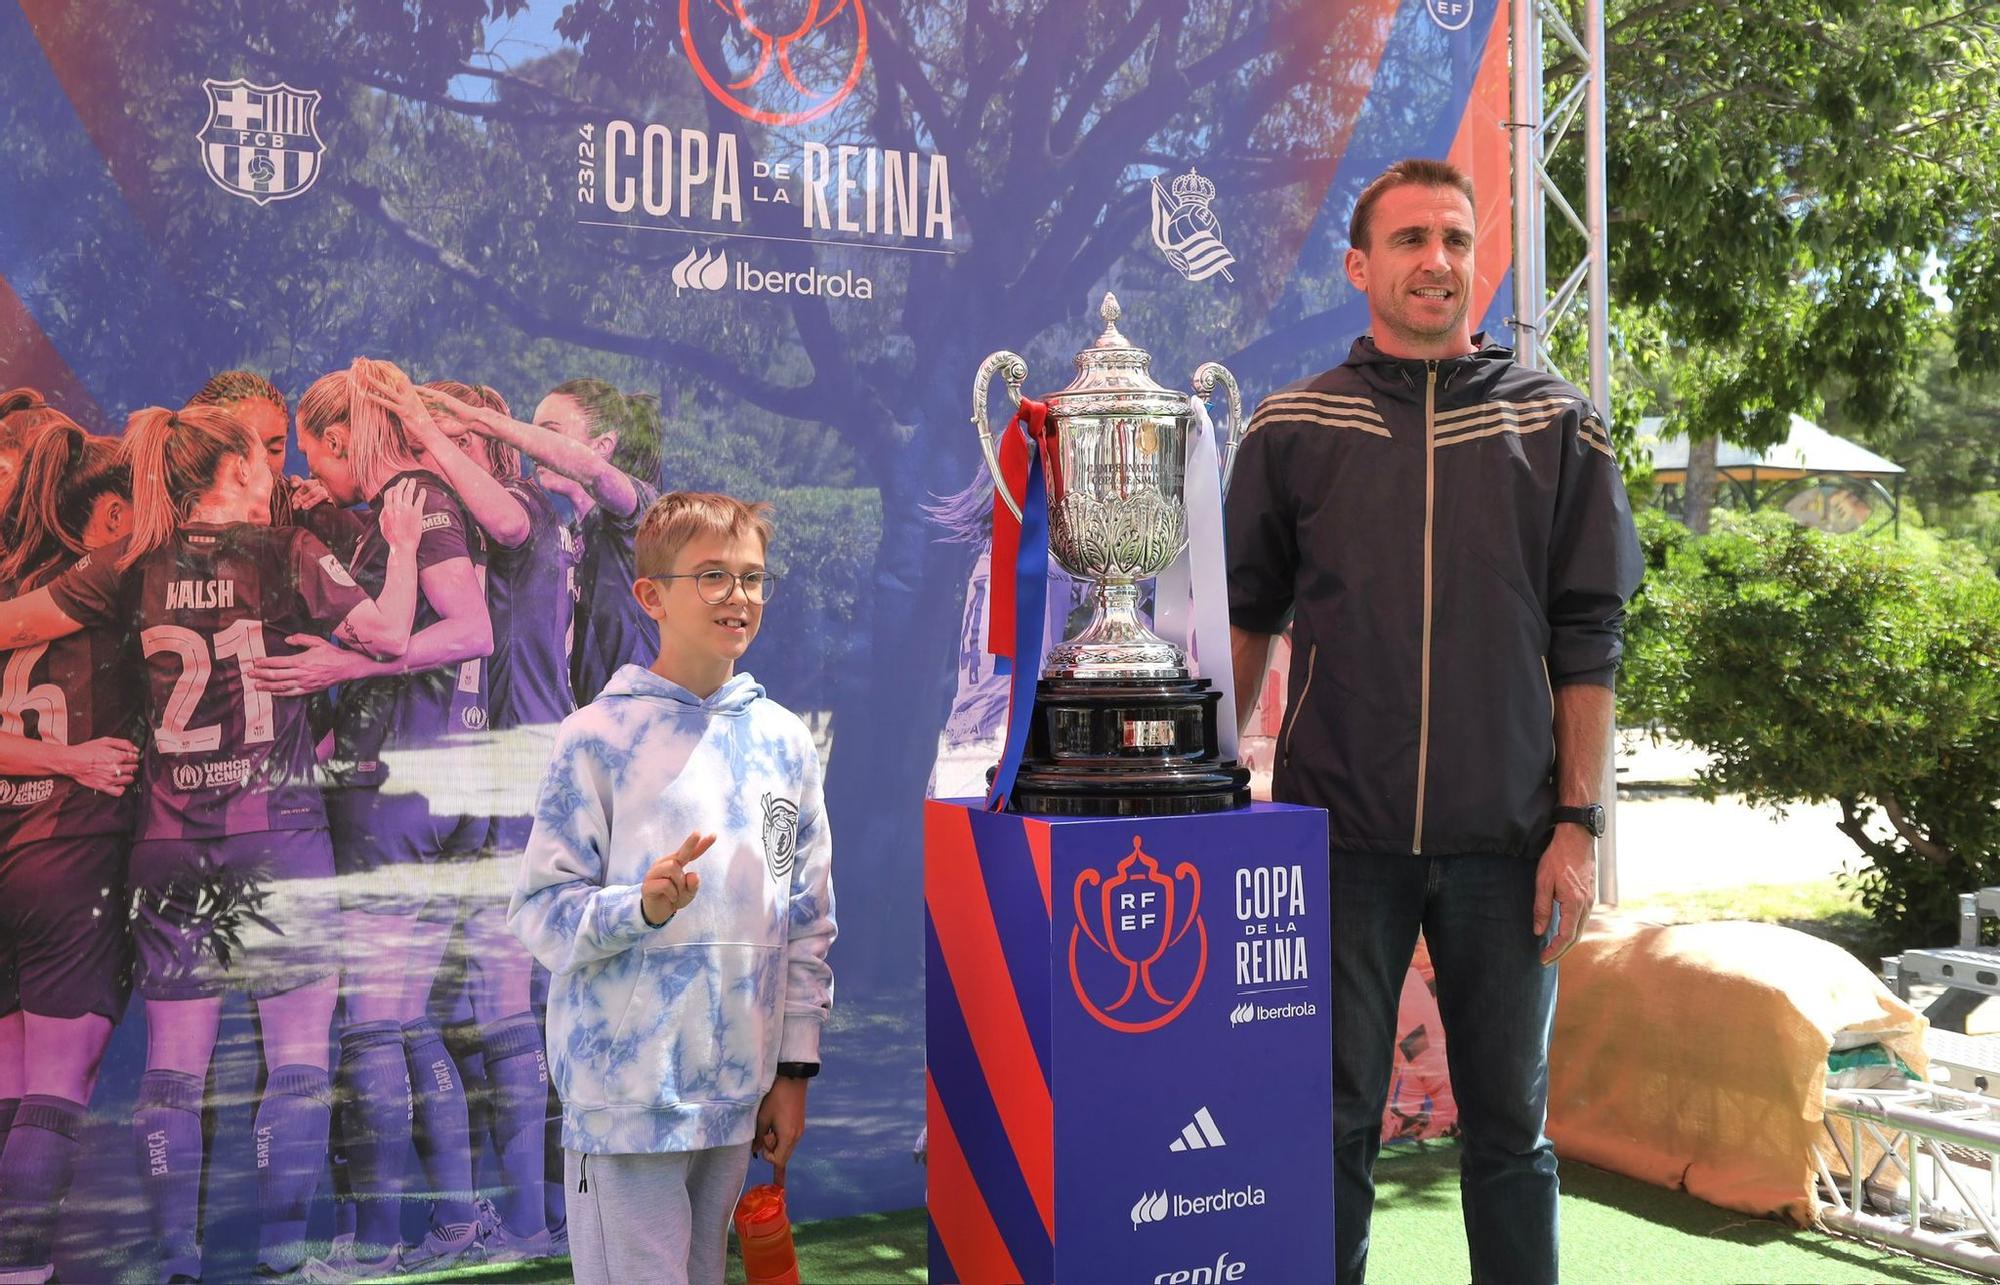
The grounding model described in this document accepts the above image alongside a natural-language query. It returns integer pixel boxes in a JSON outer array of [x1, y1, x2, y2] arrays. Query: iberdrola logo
[[1068, 835, 1207, 1033]]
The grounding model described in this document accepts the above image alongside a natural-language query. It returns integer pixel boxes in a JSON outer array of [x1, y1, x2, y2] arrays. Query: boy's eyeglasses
[[651, 570, 779, 605]]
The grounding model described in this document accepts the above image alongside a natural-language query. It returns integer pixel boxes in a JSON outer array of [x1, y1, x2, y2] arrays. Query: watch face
[[1584, 804, 1606, 837]]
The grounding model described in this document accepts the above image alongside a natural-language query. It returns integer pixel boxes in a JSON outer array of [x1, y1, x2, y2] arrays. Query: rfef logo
[[1069, 835, 1206, 1033], [198, 78, 325, 205], [679, 0, 869, 127], [1425, 0, 1476, 31]]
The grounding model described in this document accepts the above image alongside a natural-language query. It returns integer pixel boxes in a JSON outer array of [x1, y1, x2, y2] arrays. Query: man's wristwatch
[[776, 1062, 820, 1080], [1552, 803, 1606, 838]]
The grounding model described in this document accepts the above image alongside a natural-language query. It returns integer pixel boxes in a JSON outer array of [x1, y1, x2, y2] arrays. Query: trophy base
[[1004, 677, 1252, 817]]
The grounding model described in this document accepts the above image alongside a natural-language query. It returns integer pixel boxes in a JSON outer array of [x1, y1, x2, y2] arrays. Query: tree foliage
[[1622, 509, 2000, 943], [1553, 0, 2000, 451]]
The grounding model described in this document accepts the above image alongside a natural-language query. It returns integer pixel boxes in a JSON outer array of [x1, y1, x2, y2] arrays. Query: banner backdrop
[[0, 1, 1507, 1278]]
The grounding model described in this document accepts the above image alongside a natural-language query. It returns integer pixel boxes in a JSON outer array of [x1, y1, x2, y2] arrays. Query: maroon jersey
[[330, 471, 491, 788], [50, 524, 369, 841], [0, 565, 142, 846]]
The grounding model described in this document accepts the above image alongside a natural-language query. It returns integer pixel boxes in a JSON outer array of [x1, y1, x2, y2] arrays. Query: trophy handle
[[1190, 362, 1246, 494], [972, 350, 1030, 522]]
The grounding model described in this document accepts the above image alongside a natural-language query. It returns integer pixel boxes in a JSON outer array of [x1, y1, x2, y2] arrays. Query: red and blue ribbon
[[985, 399, 1050, 811]]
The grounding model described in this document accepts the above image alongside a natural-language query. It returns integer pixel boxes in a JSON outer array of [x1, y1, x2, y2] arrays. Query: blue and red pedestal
[[924, 800, 1333, 1284]]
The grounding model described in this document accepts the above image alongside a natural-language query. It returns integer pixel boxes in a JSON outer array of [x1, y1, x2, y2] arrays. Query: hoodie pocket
[[597, 942, 784, 1110]]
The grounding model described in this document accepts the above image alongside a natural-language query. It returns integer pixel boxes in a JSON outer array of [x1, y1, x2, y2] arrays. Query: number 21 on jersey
[[141, 619, 275, 753]]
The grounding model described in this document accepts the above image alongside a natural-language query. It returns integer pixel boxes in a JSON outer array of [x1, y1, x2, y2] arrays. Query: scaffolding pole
[[1509, 0, 1618, 903]]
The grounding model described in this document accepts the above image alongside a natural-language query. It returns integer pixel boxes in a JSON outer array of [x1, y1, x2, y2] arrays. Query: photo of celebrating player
[[0, 416, 135, 1284], [0, 403, 425, 1281], [438, 380, 662, 706], [250, 358, 494, 1280], [417, 379, 578, 1260]]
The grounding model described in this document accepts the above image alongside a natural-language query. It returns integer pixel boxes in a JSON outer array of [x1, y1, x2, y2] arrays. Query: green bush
[[1621, 510, 2000, 945]]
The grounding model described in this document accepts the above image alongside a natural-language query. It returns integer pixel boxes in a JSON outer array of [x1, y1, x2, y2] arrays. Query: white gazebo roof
[[1641, 414, 1905, 482]]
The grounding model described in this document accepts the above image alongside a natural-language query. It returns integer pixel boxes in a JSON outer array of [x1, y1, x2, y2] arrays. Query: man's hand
[[754, 1076, 808, 1169], [250, 635, 368, 696], [1533, 824, 1597, 965], [56, 736, 140, 796], [641, 832, 713, 926]]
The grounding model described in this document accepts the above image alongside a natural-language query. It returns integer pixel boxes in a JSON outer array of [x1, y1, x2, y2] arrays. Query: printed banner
[[0, 1, 1506, 1278]]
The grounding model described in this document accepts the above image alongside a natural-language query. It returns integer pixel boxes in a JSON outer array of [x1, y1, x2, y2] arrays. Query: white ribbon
[[1156, 398, 1239, 760]]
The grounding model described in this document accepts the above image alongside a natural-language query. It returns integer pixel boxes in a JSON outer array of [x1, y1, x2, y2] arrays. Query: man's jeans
[[1332, 850, 1560, 1284]]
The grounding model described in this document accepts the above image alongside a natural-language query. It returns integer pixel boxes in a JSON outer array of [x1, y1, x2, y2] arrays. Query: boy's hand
[[754, 1077, 808, 1168], [641, 832, 713, 926]]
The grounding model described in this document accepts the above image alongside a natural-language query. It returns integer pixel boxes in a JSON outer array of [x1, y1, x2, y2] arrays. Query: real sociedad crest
[[1150, 167, 1236, 284], [198, 78, 326, 205], [1424, 0, 1476, 33]]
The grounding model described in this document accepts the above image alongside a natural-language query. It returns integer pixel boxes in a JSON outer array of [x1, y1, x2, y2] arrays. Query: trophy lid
[[1051, 293, 1179, 405]]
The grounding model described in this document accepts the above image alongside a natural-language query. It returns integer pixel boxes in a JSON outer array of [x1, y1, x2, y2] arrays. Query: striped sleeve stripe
[[1434, 402, 1572, 433], [1433, 395, 1576, 428], [1434, 418, 1566, 448], [1258, 391, 1385, 419], [1434, 408, 1566, 442], [1248, 408, 1393, 438], [1580, 424, 1616, 458]]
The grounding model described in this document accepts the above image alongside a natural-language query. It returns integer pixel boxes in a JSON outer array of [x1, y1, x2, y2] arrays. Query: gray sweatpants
[[562, 1144, 753, 1285]]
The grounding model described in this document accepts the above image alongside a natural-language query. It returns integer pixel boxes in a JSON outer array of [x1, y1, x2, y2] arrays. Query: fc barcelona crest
[[197, 78, 326, 205]]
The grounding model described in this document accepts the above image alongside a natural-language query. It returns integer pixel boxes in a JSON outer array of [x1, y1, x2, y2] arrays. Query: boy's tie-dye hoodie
[[509, 663, 836, 1155]]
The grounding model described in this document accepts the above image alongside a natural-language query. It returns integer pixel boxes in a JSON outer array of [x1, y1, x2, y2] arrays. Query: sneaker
[[473, 1195, 502, 1242], [397, 1222, 482, 1274], [546, 1218, 568, 1260], [301, 1238, 403, 1284], [478, 1220, 554, 1265]]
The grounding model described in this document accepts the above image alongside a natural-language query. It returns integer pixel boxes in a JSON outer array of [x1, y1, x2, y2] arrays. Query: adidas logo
[[1169, 1106, 1227, 1152]]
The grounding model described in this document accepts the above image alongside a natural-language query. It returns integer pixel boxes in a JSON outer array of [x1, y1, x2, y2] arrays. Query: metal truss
[[1509, 0, 1609, 415], [1510, 0, 1619, 900], [1820, 1082, 2000, 1277]]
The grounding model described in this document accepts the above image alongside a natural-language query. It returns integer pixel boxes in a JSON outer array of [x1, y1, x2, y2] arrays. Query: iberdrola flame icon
[[671, 246, 730, 293]]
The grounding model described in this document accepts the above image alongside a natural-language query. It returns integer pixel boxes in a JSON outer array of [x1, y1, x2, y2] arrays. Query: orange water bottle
[[734, 1162, 801, 1285]]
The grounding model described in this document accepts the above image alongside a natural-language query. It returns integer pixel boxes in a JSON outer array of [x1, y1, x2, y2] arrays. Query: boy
[[508, 492, 835, 1285]]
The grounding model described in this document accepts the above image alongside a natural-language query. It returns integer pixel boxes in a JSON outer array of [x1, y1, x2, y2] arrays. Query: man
[[1225, 157, 1642, 1284]]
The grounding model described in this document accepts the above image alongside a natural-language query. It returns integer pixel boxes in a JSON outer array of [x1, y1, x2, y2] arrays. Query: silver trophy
[[972, 292, 1245, 681]]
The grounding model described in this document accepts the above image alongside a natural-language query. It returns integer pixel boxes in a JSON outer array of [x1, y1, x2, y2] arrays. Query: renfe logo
[[1070, 835, 1207, 1033], [1155, 1253, 1248, 1284]]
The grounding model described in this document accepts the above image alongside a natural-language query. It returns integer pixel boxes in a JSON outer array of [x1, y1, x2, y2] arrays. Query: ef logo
[[679, 0, 869, 127], [1068, 835, 1207, 1033]]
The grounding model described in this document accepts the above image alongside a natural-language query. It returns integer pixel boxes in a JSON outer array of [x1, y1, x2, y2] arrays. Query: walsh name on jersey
[[166, 579, 237, 611]]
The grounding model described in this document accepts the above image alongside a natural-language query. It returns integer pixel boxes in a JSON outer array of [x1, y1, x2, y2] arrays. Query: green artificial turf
[[406, 1143, 1986, 1283], [1368, 1142, 1981, 1284]]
